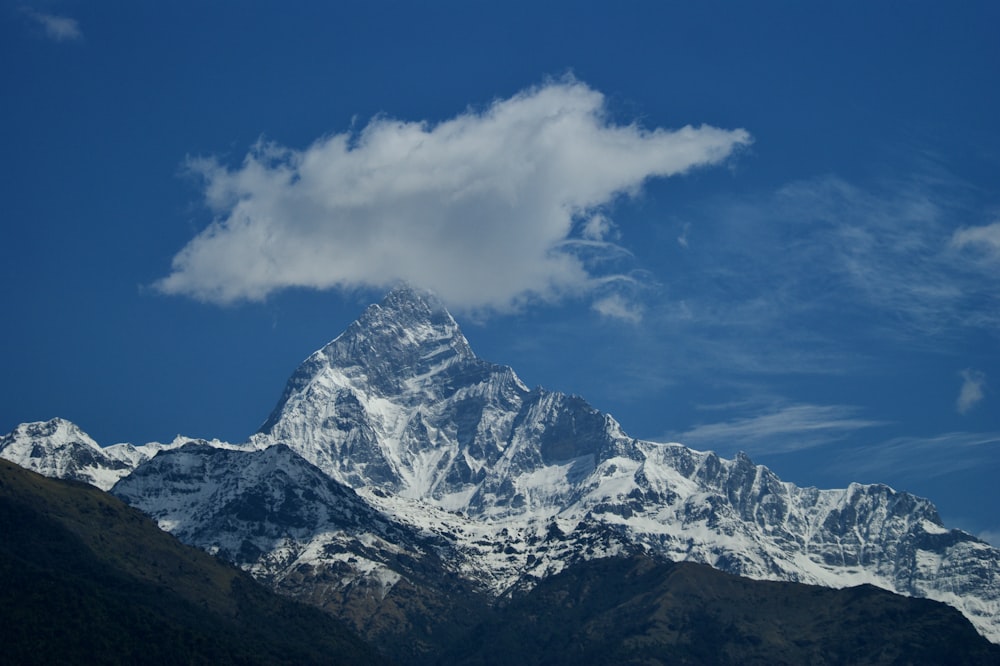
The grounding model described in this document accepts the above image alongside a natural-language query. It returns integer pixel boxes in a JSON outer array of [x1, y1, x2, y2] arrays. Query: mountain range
[[6, 457, 997, 665], [3, 285, 999, 660]]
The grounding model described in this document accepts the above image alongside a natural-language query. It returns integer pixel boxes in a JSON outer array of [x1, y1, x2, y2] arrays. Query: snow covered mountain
[[0, 418, 147, 490], [0, 418, 236, 490], [4, 285, 999, 645], [249, 285, 1000, 642]]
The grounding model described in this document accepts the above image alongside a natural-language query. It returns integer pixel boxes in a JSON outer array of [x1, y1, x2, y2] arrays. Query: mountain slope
[[0, 459, 383, 665], [441, 555, 1000, 666], [111, 442, 491, 662]]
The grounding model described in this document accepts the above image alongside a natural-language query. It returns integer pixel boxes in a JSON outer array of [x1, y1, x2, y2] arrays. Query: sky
[[2, 2, 998, 542]]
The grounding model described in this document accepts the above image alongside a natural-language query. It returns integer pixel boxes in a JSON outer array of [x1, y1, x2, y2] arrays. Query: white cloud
[[957, 368, 986, 414], [951, 221, 1000, 260], [156, 80, 750, 311], [579, 212, 616, 241], [24, 10, 82, 42], [671, 403, 887, 453], [592, 294, 643, 323]]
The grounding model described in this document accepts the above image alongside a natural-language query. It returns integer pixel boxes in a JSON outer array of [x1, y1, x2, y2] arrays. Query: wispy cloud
[[156, 79, 751, 312], [670, 402, 888, 453], [957, 369, 987, 414], [676, 222, 691, 248], [22, 9, 82, 42], [659, 173, 1000, 355], [829, 431, 1000, 480], [979, 529, 1000, 548]]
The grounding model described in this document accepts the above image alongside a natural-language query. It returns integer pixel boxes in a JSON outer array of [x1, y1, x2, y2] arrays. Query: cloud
[[979, 530, 1000, 547], [829, 431, 1000, 480], [596, 170, 1000, 425], [676, 222, 691, 248], [957, 368, 986, 414], [666, 174, 1000, 346], [592, 294, 643, 323], [156, 80, 751, 311], [671, 402, 888, 454], [951, 221, 1000, 261], [579, 212, 617, 242], [23, 9, 82, 42]]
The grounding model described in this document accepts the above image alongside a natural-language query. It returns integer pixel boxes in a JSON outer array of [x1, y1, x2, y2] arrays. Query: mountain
[[250, 285, 1000, 642], [0, 418, 145, 490], [4, 285, 1000, 649], [105, 445, 1000, 664], [255, 283, 525, 500], [0, 458, 383, 665]]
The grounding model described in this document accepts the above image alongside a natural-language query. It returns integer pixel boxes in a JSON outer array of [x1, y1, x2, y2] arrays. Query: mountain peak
[[379, 282, 449, 319], [323, 283, 475, 375], [0, 418, 137, 490], [258, 286, 480, 434], [11, 417, 95, 446]]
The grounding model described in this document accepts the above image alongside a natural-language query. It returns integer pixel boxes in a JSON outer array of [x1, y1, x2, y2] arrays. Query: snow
[[921, 518, 949, 535]]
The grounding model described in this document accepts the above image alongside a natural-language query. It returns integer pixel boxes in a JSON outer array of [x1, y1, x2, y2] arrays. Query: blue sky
[[3, 2, 998, 541]]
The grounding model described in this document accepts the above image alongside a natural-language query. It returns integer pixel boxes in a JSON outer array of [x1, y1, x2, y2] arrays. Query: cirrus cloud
[[156, 80, 750, 311], [23, 9, 82, 42], [671, 402, 889, 454]]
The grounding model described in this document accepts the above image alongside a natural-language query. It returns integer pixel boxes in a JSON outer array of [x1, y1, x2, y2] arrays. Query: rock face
[[4, 285, 1000, 645]]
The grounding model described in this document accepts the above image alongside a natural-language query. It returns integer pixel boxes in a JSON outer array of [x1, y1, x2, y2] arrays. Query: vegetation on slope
[[0, 461, 384, 665], [439, 555, 1000, 666]]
